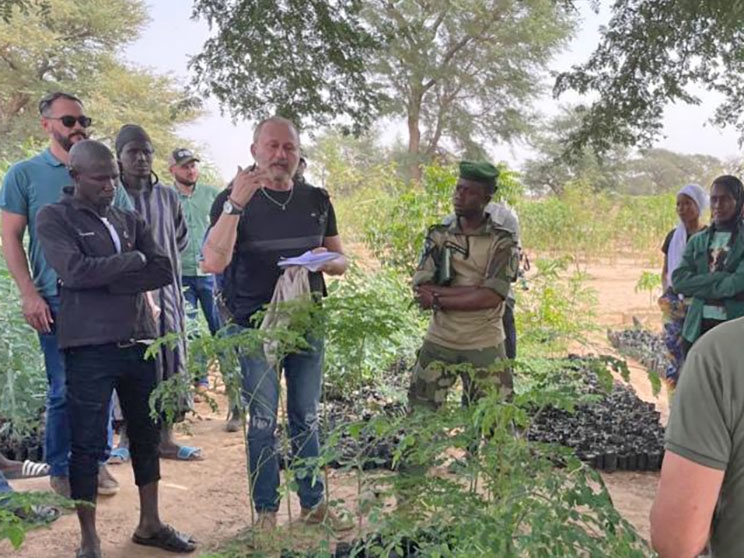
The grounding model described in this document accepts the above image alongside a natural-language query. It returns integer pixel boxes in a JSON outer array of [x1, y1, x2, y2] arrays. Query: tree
[[522, 107, 629, 194], [191, 0, 381, 133], [0, 0, 202, 169], [522, 107, 726, 195], [305, 128, 391, 196], [191, 0, 575, 180], [0, 0, 47, 23], [555, 1, 744, 155], [303, 126, 422, 197], [623, 149, 725, 195]]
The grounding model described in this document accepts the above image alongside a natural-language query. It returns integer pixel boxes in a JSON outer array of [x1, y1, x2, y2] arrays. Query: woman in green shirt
[[673, 175, 744, 357]]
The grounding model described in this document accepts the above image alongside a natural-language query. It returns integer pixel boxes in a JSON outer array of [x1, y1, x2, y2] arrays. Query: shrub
[[0, 260, 46, 442]]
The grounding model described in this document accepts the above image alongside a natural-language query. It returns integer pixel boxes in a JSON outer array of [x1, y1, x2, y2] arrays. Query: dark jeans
[[229, 325, 325, 512], [183, 275, 223, 386], [39, 296, 113, 477], [503, 302, 517, 360], [64, 343, 161, 503]]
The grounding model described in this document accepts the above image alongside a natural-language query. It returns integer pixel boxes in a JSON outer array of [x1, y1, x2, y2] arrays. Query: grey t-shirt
[[666, 317, 744, 557]]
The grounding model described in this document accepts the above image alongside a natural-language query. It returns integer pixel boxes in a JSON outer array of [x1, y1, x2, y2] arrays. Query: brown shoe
[[97, 464, 119, 496], [50, 475, 70, 498], [255, 511, 277, 532], [300, 501, 354, 532]]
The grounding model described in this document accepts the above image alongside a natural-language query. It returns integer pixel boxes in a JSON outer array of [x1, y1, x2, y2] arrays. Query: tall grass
[[335, 168, 679, 266]]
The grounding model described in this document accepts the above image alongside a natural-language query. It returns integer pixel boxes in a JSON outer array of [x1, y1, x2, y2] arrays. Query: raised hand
[[229, 165, 269, 208]]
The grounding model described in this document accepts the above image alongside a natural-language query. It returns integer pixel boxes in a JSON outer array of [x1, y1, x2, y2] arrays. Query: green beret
[[459, 161, 498, 191]]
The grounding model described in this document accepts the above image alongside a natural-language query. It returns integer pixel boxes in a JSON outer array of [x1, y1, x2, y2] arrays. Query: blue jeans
[[183, 275, 223, 386], [0, 470, 11, 494], [39, 296, 113, 477], [232, 327, 325, 512]]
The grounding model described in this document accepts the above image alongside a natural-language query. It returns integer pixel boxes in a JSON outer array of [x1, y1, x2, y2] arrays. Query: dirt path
[[577, 257, 669, 543], [6, 395, 364, 558], [3, 255, 666, 556]]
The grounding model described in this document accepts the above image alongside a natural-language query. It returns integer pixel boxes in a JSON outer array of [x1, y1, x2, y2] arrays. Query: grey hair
[[252, 116, 300, 144]]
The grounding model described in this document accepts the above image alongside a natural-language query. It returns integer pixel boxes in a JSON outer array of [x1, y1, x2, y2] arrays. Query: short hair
[[69, 140, 114, 175], [39, 92, 83, 117], [252, 116, 300, 144]]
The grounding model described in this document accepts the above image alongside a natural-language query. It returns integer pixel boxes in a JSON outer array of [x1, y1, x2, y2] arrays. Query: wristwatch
[[223, 197, 244, 215], [432, 292, 441, 312]]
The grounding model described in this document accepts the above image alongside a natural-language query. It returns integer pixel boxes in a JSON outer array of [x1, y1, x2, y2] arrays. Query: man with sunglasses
[[0, 91, 132, 499]]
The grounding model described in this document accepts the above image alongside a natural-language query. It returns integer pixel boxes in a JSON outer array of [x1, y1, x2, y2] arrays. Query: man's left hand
[[414, 285, 435, 310], [312, 247, 344, 275]]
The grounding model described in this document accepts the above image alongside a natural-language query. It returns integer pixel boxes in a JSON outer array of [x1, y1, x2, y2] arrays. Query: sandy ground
[[3, 255, 666, 557], [579, 257, 668, 544], [5, 403, 365, 558]]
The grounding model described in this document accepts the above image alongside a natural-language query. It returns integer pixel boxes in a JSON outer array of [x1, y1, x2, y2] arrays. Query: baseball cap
[[169, 148, 200, 167]]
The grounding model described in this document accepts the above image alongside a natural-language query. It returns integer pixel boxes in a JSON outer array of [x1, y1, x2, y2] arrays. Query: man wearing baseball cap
[[169, 148, 239, 429]]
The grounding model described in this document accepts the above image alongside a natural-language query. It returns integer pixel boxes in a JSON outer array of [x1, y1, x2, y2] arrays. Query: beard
[[54, 130, 87, 152], [267, 160, 293, 181]]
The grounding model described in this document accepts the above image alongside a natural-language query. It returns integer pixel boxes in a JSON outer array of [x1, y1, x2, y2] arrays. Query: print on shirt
[[703, 231, 734, 321], [709, 231, 733, 272]]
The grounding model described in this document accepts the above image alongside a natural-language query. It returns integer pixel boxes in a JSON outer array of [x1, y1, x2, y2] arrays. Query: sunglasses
[[47, 115, 92, 128]]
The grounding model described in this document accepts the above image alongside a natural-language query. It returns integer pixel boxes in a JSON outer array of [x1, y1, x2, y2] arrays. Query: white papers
[[277, 250, 341, 272]]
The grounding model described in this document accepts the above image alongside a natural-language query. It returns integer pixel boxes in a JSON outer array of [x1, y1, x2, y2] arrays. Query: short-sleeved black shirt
[[661, 228, 676, 255], [662, 226, 708, 254], [209, 182, 338, 326]]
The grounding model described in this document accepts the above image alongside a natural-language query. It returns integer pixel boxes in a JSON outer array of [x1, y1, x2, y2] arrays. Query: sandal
[[14, 504, 60, 524], [161, 446, 204, 461], [106, 447, 130, 465], [3, 460, 51, 480], [132, 524, 196, 553]]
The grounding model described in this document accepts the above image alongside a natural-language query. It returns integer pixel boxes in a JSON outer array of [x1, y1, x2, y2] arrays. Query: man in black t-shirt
[[202, 116, 351, 533]]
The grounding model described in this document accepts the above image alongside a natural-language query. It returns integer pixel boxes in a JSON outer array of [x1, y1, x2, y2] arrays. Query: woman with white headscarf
[[661, 183, 708, 290], [658, 183, 708, 387]]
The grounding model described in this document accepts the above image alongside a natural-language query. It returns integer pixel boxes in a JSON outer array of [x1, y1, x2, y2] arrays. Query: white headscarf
[[667, 183, 708, 286]]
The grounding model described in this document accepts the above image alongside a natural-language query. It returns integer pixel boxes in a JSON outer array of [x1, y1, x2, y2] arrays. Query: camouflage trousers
[[407, 340, 513, 412]]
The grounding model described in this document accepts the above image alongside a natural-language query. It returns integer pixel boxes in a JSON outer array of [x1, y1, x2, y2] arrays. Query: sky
[[124, 1, 743, 181]]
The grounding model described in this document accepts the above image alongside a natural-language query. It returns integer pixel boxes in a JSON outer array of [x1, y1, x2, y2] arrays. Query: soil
[[3, 255, 667, 557], [577, 257, 669, 543]]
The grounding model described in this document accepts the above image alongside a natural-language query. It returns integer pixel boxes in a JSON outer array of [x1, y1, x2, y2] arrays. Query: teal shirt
[[673, 226, 744, 344], [0, 148, 134, 298], [173, 182, 220, 276]]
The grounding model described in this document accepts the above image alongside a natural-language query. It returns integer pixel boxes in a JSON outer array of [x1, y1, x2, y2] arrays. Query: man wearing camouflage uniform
[[443, 200, 522, 360], [409, 161, 518, 410]]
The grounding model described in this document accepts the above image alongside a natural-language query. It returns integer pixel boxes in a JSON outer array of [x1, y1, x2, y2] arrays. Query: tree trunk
[[0, 92, 30, 137], [407, 96, 422, 184]]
